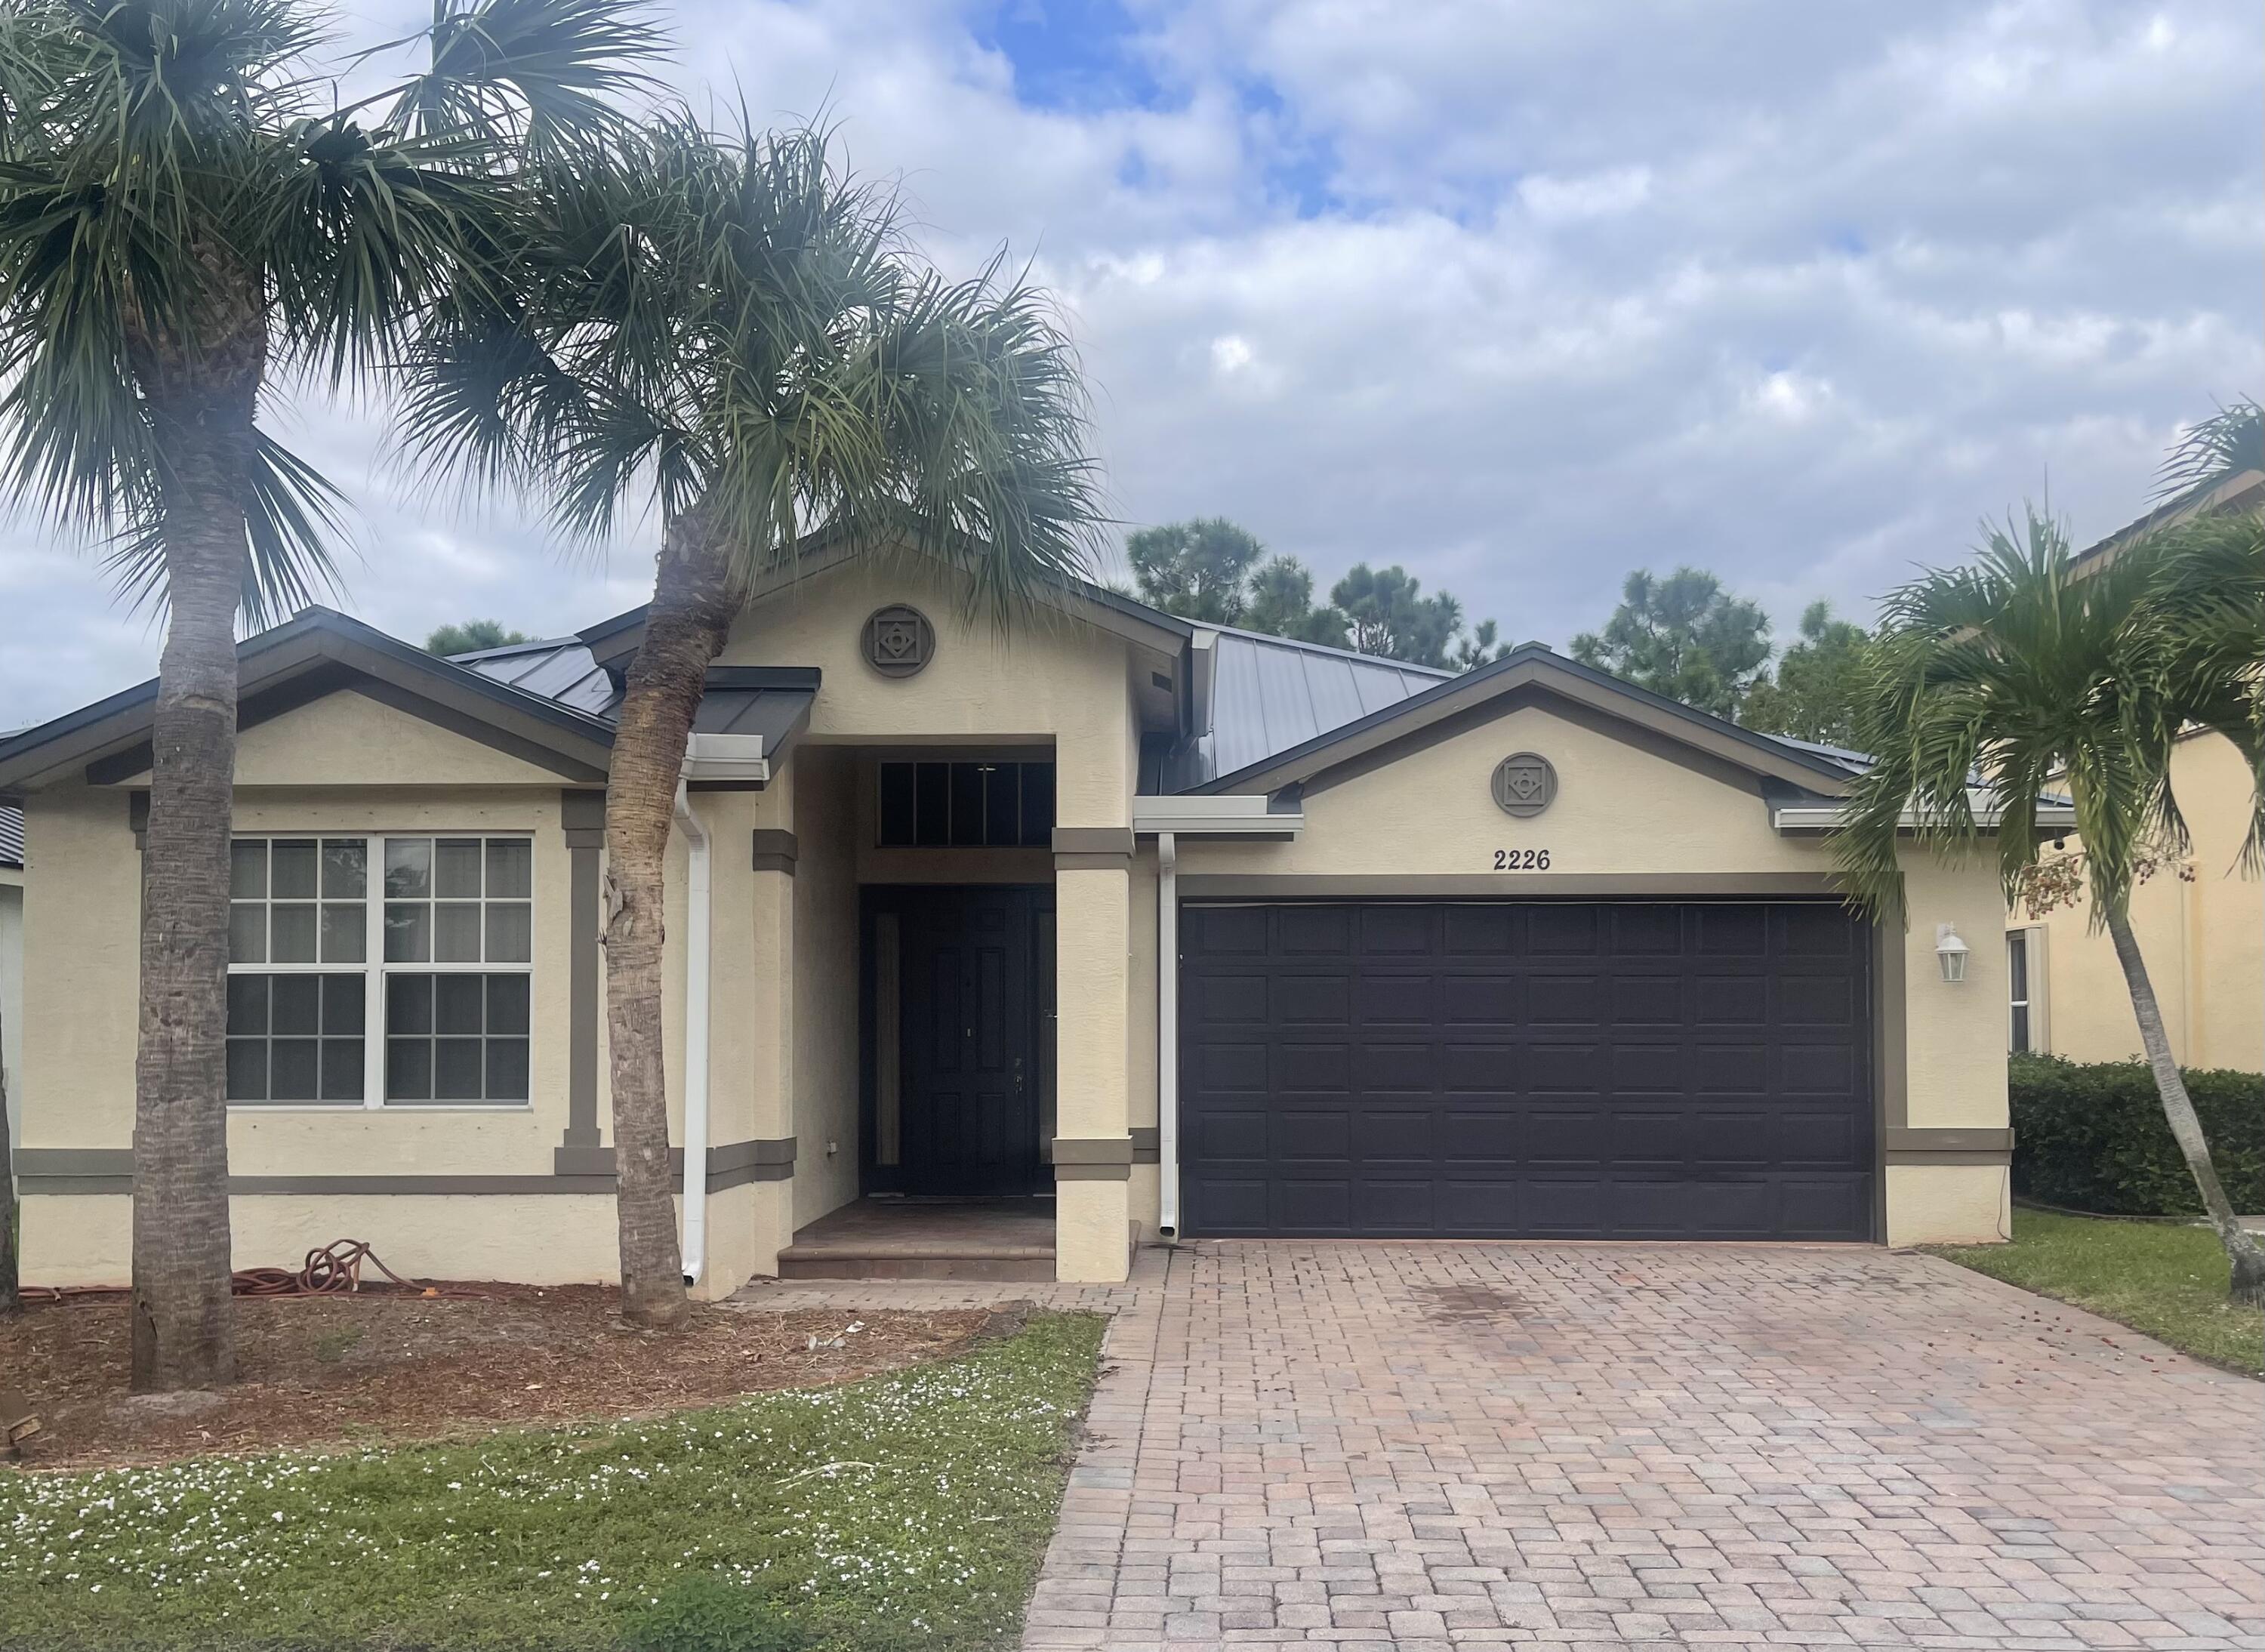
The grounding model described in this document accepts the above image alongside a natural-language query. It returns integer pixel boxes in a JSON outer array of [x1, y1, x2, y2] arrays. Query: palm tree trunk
[[603, 510, 736, 1329], [130, 481, 251, 1388], [2103, 898, 2265, 1305], [124, 285, 266, 1388]]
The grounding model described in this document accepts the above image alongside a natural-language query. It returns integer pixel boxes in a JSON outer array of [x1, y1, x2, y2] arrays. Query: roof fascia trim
[[1190, 646, 1857, 798], [0, 609, 616, 794]]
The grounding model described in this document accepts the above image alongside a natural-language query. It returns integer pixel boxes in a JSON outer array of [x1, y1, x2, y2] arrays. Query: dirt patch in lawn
[[1, 1287, 1007, 1471]]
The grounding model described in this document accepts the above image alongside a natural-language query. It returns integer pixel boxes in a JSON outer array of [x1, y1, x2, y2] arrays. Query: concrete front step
[[775, 1251, 1056, 1282], [773, 1195, 1058, 1282]]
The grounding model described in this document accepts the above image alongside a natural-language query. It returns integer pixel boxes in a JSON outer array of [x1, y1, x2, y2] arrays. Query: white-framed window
[[2007, 929, 2032, 1053], [227, 834, 532, 1108]]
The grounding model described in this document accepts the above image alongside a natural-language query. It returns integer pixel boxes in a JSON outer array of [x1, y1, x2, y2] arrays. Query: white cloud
[[1, 0, 2257, 725]]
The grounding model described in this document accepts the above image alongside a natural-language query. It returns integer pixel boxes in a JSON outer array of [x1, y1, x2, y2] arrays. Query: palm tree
[[1835, 510, 2265, 1303], [402, 119, 1103, 1327], [0, 0, 658, 1388]]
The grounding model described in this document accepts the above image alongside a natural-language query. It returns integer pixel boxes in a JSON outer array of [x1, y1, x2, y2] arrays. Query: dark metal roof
[[0, 803, 21, 868], [1145, 626, 1453, 794], [1164, 640, 1870, 797], [453, 648, 822, 748], [453, 636, 619, 717]]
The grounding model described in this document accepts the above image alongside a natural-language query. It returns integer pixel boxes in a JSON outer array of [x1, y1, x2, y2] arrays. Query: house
[[2005, 473, 2265, 1072], [2, 550, 2045, 1290], [2, 803, 20, 1160]]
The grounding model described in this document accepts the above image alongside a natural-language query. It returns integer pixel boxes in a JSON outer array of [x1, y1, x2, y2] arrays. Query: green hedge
[[2011, 1053, 2265, 1217]]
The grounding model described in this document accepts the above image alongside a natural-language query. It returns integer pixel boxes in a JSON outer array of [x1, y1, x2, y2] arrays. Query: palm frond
[[1834, 506, 2190, 930], [2155, 399, 2265, 506], [100, 427, 343, 624], [390, 0, 662, 155]]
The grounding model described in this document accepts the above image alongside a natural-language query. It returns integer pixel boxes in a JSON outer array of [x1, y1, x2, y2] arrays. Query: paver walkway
[[736, 1242, 2265, 1650]]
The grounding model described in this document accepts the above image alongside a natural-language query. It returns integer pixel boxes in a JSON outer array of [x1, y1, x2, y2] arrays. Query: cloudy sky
[[2, 0, 2259, 726]]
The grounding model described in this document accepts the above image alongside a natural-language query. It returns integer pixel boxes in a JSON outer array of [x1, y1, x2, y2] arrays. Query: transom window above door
[[877, 760, 1054, 848], [226, 834, 534, 1107]]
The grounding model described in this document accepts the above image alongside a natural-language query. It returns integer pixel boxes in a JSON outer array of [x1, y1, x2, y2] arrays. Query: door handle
[[1013, 1056, 1025, 1094]]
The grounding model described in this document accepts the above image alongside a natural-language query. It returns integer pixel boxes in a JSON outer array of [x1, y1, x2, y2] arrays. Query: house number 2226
[[1493, 848, 1552, 870]]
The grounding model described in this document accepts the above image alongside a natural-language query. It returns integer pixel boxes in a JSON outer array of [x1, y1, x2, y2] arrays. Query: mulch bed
[[0, 1286, 1006, 1472]]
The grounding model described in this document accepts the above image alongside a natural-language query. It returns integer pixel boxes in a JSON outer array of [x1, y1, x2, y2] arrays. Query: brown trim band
[[1886, 1127, 2013, 1154], [1052, 827, 1135, 857], [560, 789, 606, 846], [1053, 1162, 1132, 1182], [18, 1141, 797, 1196], [751, 829, 800, 874], [1054, 852, 1133, 871], [1130, 1126, 1160, 1164], [1177, 874, 1845, 898], [1885, 1126, 2011, 1167], [1050, 1136, 1133, 1166], [554, 1139, 798, 1188], [565, 790, 603, 1148]]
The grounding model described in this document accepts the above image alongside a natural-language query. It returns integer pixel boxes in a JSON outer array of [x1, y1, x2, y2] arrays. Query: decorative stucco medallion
[[861, 605, 935, 679], [1490, 751, 1557, 818]]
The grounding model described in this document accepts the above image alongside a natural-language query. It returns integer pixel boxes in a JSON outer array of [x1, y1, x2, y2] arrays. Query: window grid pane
[[381, 836, 534, 966], [224, 970, 365, 1104], [384, 970, 531, 1103]]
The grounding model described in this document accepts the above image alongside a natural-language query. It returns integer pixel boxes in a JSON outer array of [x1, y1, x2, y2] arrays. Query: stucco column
[[1052, 832, 1134, 1283], [735, 772, 800, 1284]]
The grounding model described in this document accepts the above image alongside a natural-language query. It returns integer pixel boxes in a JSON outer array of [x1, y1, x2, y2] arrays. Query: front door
[[887, 886, 1046, 1195]]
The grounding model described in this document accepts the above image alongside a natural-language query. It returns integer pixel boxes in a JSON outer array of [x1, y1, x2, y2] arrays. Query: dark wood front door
[[884, 886, 1046, 1195]]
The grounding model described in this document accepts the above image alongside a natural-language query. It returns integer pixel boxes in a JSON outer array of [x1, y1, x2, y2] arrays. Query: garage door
[[1179, 902, 1875, 1241]]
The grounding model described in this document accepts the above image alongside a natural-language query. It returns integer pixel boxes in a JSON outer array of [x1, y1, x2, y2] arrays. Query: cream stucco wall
[[1182, 701, 1826, 882], [27, 1192, 623, 1289], [116, 687, 578, 792], [18, 779, 139, 1158], [2023, 732, 2263, 1072], [718, 557, 1146, 827]]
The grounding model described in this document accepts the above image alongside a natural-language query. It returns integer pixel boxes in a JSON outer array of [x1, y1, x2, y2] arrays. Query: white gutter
[[671, 768, 719, 1288], [1773, 800, 2079, 834], [1132, 794, 1300, 836], [667, 732, 767, 1287], [1156, 831, 1179, 1239]]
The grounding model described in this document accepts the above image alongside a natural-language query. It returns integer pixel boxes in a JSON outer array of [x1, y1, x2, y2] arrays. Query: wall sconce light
[[1935, 923, 1971, 984]]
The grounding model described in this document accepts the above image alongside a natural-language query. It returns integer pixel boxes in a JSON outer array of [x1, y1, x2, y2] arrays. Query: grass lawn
[[1931, 1207, 2263, 1377], [0, 1311, 1105, 1652]]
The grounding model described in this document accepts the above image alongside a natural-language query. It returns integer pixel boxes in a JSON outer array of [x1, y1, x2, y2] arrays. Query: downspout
[[673, 774, 712, 1287], [1157, 831, 1179, 1239]]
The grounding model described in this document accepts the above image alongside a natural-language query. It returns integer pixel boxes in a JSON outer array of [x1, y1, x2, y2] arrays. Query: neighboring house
[[2008, 729, 2261, 1071], [2005, 473, 2265, 1072], [1, 549, 2046, 1290], [2, 803, 20, 1161]]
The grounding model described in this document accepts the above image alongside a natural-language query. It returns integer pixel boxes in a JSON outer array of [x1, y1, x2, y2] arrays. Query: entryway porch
[[776, 1196, 1057, 1281]]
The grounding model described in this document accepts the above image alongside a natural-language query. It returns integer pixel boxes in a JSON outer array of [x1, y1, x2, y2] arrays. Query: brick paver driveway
[[1025, 1242, 2265, 1651]]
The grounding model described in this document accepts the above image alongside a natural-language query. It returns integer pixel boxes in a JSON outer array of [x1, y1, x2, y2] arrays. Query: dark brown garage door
[[1179, 902, 1875, 1241]]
